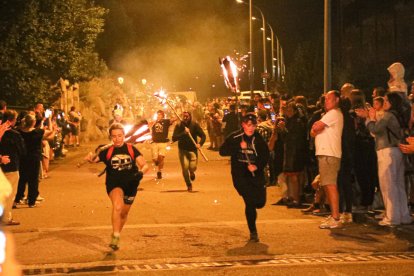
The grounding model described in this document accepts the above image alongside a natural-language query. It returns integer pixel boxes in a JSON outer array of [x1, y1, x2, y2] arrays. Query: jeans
[[178, 149, 197, 187]]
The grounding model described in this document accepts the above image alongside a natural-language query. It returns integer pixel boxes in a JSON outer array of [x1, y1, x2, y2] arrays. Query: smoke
[[106, 0, 248, 99]]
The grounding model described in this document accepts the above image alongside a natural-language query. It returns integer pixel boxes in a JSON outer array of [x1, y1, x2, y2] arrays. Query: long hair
[[386, 92, 403, 112]]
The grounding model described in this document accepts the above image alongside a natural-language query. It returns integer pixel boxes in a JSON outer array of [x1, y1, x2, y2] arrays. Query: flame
[[154, 90, 167, 104], [220, 56, 239, 93], [124, 124, 133, 135], [124, 123, 151, 143], [134, 132, 152, 143]]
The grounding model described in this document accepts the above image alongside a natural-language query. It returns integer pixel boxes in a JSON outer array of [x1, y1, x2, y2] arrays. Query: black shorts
[[106, 180, 140, 205], [70, 124, 79, 135]]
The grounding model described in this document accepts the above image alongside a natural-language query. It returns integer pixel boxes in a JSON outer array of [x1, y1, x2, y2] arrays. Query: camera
[[45, 109, 52, 118], [270, 112, 276, 122]]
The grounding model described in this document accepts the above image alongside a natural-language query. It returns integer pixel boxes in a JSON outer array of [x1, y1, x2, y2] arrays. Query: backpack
[[106, 143, 135, 161]]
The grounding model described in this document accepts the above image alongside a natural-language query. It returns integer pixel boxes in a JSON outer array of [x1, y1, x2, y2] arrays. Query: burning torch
[[154, 92, 208, 162], [220, 56, 255, 176], [219, 56, 240, 94]]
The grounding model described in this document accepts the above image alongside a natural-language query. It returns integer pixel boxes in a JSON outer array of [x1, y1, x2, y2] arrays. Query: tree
[[285, 39, 323, 99], [0, 0, 107, 106]]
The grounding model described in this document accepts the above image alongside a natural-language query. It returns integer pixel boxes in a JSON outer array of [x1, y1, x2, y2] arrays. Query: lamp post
[[266, 23, 275, 82], [252, 9, 267, 93], [249, 0, 253, 98]]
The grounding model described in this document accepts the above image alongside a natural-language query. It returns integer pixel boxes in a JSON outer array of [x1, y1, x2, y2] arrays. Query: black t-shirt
[[151, 119, 171, 143], [19, 128, 44, 160], [98, 144, 141, 186]]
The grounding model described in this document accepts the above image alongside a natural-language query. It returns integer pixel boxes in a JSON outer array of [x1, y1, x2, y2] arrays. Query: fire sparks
[[219, 56, 239, 93]]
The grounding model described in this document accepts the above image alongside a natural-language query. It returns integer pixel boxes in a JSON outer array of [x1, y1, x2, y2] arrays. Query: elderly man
[[311, 90, 344, 229]]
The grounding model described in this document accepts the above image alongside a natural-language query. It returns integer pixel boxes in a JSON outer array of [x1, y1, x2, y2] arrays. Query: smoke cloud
[[102, 0, 248, 100]]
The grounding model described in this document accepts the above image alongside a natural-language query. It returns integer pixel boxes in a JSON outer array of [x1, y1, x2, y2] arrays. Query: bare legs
[[108, 188, 132, 235]]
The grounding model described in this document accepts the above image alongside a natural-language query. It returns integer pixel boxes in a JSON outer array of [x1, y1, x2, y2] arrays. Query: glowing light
[[123, 124, 133, 135], [166, 145, 171, 151], [141, 79, 147, 85], [220, 56, 239, 93], [118, 77, 124, 84]]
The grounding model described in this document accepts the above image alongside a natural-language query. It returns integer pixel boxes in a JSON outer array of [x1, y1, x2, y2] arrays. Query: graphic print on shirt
[[154, 122, 164, 134], [110, 154, 133, 171]]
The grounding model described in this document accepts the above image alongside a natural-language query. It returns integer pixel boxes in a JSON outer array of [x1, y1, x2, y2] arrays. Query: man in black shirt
[[222, 104, 240, 138], [0, 110, 26, 225], [150, 110, 172, 179], [172, 112, 206, 192]]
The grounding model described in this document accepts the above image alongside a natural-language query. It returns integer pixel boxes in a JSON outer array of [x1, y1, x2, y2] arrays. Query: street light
[[266, 23, 276, 82], [251, 8, 267, 93], [236, 0, 253, 97]]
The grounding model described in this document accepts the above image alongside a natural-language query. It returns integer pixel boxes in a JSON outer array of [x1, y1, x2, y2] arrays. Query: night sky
[[96, 0, 324, 100]]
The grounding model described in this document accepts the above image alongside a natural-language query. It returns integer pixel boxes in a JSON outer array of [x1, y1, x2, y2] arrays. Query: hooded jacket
[[172, 120, 206, 152], [219, 129, 269, 179], [388, 62, 407, 93]]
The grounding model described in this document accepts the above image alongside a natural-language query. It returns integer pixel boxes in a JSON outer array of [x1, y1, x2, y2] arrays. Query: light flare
[[219, 56, 239, 93]]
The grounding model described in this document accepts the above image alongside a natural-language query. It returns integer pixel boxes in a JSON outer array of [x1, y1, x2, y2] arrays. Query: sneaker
[[312, 208, 331, 216], [301, 204, 316, 213], [5, 220, 20, 226], [109, 234, 120, 251], [378, 220, 395, 227], [375, 212, 385, 220], [340, 212, 353, 223], [319, 216, 342, 229], [28, 204, 37, 208], [287, 201, 305, 209], [249, 232, 259, 242], [157, 171, 162, 179], [189, 171, 195, 181], [36, 195, 45, 202]]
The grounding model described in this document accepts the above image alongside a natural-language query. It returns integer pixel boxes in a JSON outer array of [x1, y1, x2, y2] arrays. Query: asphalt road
[[7, 141, 414, 275]]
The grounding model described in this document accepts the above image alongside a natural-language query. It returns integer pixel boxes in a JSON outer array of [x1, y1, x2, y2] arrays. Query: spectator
[[311, 90, 344, 229], [68, 106, 81, 147], [14, 114, 54, 208], [0, 100, 6, 121], [222, 104, 240, 138], [0, 110, 26, 225], [358, 92, 412, 226], [282, 102, 308, 207]]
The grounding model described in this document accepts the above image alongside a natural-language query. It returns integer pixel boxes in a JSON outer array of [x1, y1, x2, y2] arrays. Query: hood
[[387, 62, 407, 93], [388, 62, 405, 79]]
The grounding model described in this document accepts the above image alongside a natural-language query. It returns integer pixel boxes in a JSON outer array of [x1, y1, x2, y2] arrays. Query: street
[[9, 141, 414, 275]]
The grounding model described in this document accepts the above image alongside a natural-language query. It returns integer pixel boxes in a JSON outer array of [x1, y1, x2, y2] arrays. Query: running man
[[150, 110, 173, 179]]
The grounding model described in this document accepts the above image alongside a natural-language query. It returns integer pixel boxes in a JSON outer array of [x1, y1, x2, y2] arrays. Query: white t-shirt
[[315, 108, 343, 158]]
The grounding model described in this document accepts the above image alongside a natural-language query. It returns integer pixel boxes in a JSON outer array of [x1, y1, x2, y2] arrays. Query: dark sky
[[96, 0, 324, 99]]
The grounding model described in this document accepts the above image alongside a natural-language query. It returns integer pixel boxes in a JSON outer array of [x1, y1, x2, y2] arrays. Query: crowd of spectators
[[0, 102, 81, 225]]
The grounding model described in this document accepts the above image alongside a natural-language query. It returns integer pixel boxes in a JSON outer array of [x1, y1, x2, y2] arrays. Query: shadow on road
[[227, 242, 270, 256], [160, 190, 198, 193]]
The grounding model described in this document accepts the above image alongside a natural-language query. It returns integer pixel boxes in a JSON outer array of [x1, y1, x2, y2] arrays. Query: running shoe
[[109, 235, 120, 251]]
